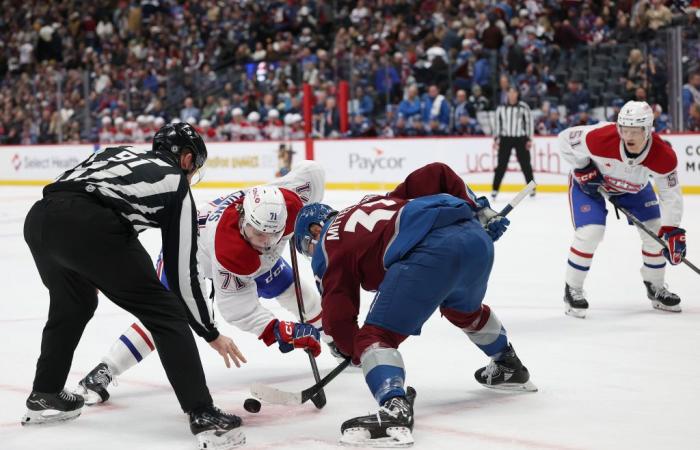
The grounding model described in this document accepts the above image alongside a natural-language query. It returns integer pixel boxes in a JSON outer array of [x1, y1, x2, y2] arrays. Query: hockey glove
[[658, 226, 687, 265], [474, 196, 510, 242], [573, 161, 604, 197], [260, 319, 322, 357]]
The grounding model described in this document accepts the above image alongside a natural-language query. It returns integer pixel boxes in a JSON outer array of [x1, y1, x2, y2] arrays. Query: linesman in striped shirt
[[492, 87, 535, 199], [22, 123, 246, 448]]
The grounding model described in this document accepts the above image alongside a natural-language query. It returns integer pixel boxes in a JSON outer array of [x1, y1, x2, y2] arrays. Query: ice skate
[[564, 283, 589, 318], [21, 390, 84, 426], [190, 405, 245, 450], [644, 281, 681, 313], [340, 387, 416, 447], [75, 362, 114, 405], [475, 344, 537, 392]]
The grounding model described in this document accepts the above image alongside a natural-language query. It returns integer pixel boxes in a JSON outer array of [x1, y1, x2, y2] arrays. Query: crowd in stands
[[1, 0, 699, 145]]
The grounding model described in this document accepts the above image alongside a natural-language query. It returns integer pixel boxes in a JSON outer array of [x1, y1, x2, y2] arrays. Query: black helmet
[[153, 123, 208, 171]]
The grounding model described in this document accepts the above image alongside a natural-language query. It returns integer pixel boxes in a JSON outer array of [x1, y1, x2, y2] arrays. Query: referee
[[492, 87, 535, 199], [22, 123, 245, 446]]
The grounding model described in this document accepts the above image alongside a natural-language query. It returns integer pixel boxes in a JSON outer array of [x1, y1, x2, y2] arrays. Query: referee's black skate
[[564, 283, 589, 318], [76, 362, 113, 405], [22, 390, 84, 426], [644, 281, 681, 313], [190, 405, 245, 450], [340, 386, 416, 447], [475, 344, 538, 392]]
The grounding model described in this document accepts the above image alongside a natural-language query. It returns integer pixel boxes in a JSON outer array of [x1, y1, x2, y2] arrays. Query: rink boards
[[1, 135, 699, 193]]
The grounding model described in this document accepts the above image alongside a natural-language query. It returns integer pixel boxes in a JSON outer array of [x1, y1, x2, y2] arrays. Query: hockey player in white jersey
[[76, 161, 331, 404], [559, 101, 687, 318]]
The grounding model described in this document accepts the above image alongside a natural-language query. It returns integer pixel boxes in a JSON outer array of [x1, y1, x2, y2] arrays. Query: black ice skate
[[644, 281, 681, 313], [474, 344, 538, 392], [21, 390, 84, 426], [76, 362, 113, 405], [190, 405, 245, 450], [564, 283, 589, 318], [340, 386, 416, 447]]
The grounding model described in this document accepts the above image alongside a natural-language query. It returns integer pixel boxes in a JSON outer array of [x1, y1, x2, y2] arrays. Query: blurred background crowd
[[1, 0, 699, 145]]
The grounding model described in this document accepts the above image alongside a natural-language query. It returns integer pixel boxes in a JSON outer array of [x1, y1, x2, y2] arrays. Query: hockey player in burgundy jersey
[[76, 162, 330, 406], [294, 162, 537, 447], [559, 101, 686, 318]]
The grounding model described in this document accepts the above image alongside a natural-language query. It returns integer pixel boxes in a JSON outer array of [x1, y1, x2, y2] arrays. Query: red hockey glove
[[658, 226, 687, 265], [260, 319, 322, 357], [573, 161, 603, 197]]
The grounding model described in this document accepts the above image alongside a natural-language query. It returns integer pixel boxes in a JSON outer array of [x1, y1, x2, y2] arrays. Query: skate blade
[[340, 427, 414, 448], [73, 385, 104, 406], [651, 301, 681, 313], [481, 380, 538, 393], [564, 306, 587, 319], [196, 429, 246, 450], [21, 408, 81, 426]]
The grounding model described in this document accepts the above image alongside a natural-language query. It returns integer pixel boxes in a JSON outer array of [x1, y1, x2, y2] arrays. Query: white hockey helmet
[[617, 101, 653, 143], [247, 111, 260, 123], [240, 186, 287, 252]]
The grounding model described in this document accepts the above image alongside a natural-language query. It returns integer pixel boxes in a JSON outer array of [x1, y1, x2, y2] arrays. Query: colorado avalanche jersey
[[195, 161, 324, 335], [312, 163, 480, 355], [559, 122, 682, 226]]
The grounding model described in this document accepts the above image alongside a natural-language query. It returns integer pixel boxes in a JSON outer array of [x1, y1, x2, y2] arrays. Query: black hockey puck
[[243, 398, 261, 413]]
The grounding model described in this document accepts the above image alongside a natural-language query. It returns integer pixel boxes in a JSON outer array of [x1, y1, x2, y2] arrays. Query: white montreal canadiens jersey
[[194, 161, 326, 335], [558, 122, 682, 227]]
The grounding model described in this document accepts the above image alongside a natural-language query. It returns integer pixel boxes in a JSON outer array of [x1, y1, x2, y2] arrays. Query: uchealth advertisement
[[313, 136, 569, 191], [0, 136, 698, 193]]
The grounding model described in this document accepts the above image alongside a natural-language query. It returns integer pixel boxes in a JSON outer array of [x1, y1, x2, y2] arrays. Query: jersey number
[[344, 199, 397, 233]]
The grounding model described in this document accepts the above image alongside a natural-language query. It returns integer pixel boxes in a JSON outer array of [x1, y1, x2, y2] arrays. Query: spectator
[[562, 80, 590, 117], [482, 15, 504, 50], [179, 97, 200, 122], [421, 85, 450, 132], [453, 113, 484, 135], [536, 108, 566, 135], [645, 0, 673, 31], [652, 104, 670, 133], [452, 89, 469, 131], [348, 114, 376, 137], [688, 103, 700, 131], [682, 72, 700, 126], [350, 86, 374, 117], [398, 85, 422, 122], [467, 85, 491, 116], [319, 96, 340, 137]]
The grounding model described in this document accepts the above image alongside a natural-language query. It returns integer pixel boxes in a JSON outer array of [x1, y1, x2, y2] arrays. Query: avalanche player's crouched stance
[[294, 163, 537, 447], [560, 101, 687, 318]]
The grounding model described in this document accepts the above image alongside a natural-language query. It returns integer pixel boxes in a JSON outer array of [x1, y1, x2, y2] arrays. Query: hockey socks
[[103, 322, 155, 376], [441, 305, 509, 358], [76, 322, 155, 404]]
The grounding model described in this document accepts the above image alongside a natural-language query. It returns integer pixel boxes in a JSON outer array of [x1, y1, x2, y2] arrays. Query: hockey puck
[[243, 398, 261, 413]]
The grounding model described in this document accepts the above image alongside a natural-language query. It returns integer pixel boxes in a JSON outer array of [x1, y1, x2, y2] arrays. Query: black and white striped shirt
[[494, 101, 533, 137], [45, 146, 218, 341]]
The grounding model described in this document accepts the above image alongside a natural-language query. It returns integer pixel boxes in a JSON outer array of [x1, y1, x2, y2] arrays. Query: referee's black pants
[[23, 192, 212, 413], [492, 136, 535, 192]]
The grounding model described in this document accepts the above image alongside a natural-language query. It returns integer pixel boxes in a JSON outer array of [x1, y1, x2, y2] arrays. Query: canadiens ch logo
[[580, 204, 591, 213]]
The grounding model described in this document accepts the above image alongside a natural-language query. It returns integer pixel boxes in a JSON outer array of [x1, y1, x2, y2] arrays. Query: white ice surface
[[1, 186, 699, 450]]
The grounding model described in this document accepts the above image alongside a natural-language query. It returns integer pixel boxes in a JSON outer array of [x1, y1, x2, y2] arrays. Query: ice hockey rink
[[1, 186, 699, 450]]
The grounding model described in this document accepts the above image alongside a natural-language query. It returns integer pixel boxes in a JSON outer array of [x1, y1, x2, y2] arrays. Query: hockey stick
[[251, 358, 351, 406], [600, 189, 700, 275], [498, 180, 537, 217], [288, 240, 327, 409]]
